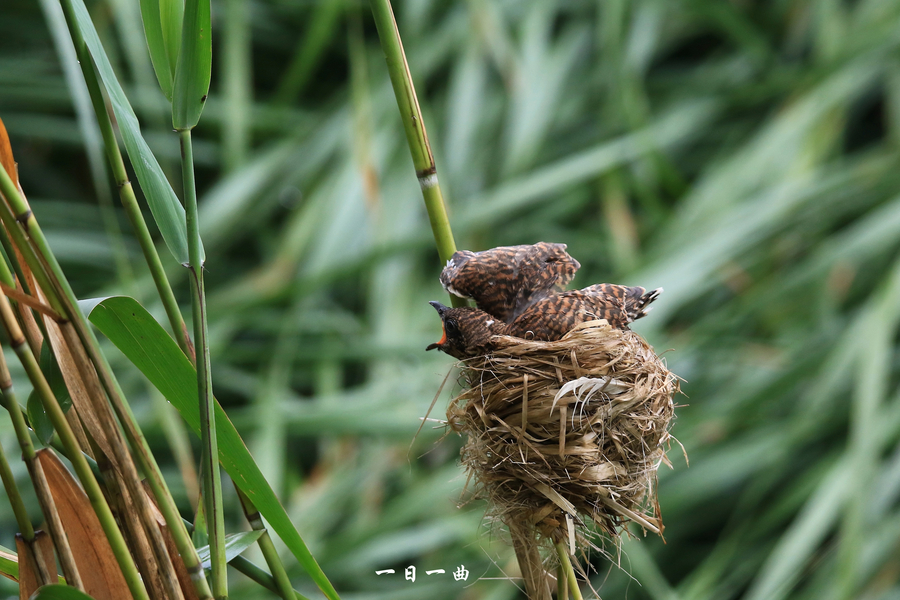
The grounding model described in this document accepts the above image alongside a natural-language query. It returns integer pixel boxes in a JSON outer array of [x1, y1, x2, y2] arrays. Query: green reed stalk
[[229, 556, 311, 600], [0, 387, 56, 587], [181, 128, 227, 598], [368, 0, 466, 307], [0, 293, 150, 600], [555, 542, 584, 600], [236, 487, 295, 600], [0, 139, 213, 599]]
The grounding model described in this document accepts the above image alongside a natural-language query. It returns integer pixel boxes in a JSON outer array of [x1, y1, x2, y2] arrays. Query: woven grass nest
[[446, 318, 679, 584]]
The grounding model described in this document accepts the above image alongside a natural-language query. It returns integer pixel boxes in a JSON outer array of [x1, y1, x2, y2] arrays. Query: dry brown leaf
[[36, 448, 134, 600], [143, 482, 201, 600], [42, 313, 114, 460], [15, 530, 56, 599]]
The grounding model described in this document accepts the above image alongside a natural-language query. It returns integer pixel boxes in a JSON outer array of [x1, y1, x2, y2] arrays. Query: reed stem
[[181, 128, 227, 598], [555, 542, 584, 600], [236, 487, 295, 600], [368, 0, 465, 307], [0, 293, 150, 600]]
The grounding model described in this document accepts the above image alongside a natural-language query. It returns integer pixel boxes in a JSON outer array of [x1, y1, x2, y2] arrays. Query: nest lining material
[[446, 318, 678, 548]]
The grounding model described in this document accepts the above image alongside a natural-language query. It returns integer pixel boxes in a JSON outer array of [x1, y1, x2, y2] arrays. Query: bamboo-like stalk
[[0, 276, 83, 590], [236, 487, 295, 600], [3, 127, 181, 600], [0, 431, 33, 542], [0, 366, 59, 588], [1, 133, 214, 599], [0, 293, 150, 600], [555, 543, 584, 600], [557, 562, 568, 600], [368, 0, 466, 308], [181, 128, 227, 598]]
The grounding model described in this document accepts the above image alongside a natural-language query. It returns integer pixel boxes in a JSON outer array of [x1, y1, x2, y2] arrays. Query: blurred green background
[[3, 0, 900, 598]]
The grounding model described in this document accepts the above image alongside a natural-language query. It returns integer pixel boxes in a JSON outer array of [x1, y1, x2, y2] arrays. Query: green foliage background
[[3, 0, 900, 598]]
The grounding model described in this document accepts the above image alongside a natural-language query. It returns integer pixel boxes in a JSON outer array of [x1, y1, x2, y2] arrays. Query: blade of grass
[[139, 0, 175, 100], [39, 0, 134, 289], [61, 0, 195, 264], [172, 0, 211, 130], [221, 0, 251, 172], [195, 531, 264, 570], [236, 487, 296, 600], [84, 295, 341, 600], [74, 50, 192, 355]]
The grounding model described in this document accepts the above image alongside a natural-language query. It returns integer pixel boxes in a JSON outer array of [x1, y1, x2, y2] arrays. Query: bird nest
[[446, 319, 679, 553]]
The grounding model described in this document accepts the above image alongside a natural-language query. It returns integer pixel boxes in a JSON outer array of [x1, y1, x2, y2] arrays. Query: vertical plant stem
[[181, 128, 227, 598], [229, 556, 311, 600], [557, 562, 568, 600], [0, 294, 150, 600], [0, 434, 33, 541], [555, 542, 584, 600], [236, 487, 295, 600], [368, 0, 466, 307], [0, 365, 54, 587]]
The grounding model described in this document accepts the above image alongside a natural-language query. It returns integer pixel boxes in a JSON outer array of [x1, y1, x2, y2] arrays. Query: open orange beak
[[425, 301, 449, 351]]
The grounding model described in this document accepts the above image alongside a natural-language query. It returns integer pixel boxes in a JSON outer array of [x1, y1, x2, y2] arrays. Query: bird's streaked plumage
[[426, 285, 662, 359], [440, 242, 580, 323]]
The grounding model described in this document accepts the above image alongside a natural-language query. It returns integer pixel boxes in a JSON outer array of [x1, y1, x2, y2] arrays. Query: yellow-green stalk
[[368, 0, 465, 307]]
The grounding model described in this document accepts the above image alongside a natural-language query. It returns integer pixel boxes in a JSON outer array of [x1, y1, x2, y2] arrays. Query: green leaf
[[27, 343, 72, 445], [192, 495, 208, 549], [0, 544, 19, 582], [68, 0, 200, 265], [172, 0, 211, 130], [28, 584, 96, 600], [86, 296, 339, 600], [196, 530, 264, 571], [159, 0, 184, 80], [138, 0, 176, 100]]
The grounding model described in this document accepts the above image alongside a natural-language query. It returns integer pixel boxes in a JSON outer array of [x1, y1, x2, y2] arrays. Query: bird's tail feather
[[627, 287, 663, 322]]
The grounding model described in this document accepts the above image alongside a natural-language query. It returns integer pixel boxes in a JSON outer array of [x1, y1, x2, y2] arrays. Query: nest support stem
[[510, 521, 552, 600], [555, 541, 584, 600]]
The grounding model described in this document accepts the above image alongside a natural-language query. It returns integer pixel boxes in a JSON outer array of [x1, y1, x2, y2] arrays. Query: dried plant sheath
[[446, 320, 678, 594]]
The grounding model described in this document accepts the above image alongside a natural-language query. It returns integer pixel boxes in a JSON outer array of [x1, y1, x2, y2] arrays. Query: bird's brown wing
[[509, 286, 649, 340], [509, 242, 581, 319], [440, 243, 581, 322], [578, 284, 662, 323]]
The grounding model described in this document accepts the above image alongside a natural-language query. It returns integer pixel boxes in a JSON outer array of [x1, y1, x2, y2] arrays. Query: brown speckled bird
[[508, 284, 663, 340], [425, 301, 507, 360], [440, 242, 580, 323], [426, 285, 662, 359]]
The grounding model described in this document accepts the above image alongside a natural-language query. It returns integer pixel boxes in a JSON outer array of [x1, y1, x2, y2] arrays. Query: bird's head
[[425, 301, 502, 359]]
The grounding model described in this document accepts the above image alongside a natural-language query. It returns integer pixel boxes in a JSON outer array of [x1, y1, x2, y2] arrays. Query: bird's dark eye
[[445, 319, 459, 334]]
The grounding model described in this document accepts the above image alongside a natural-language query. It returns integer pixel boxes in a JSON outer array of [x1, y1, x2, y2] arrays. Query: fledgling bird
[[426, 285, 662, 359], [440, 242, 581, 323], [508, 284, 663, 340], [425, 301, 507, 360]]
